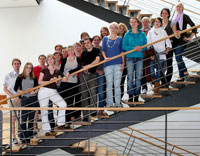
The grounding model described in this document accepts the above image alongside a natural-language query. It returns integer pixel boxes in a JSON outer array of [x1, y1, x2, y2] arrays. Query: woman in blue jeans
[[147, 17, 172, 94], [14, 62, 39, 144], [122, 17, 147, 102], [102, 22, 125, 107], [173, 3, 197, 81]]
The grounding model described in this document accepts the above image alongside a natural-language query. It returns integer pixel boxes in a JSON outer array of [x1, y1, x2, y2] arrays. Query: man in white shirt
[[3, 58, 21, 144]]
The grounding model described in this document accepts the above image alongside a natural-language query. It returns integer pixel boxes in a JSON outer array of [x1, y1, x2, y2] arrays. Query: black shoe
[[134, 96, 139, 102], [83, 118, 89, 122], [128, 95, 133, 102]]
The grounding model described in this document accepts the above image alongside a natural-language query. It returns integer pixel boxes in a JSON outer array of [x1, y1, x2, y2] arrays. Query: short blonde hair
[[73, 42, 81, 47], [142, 17, 150, 22], [46, 54, 56, 65], [176, 2, 184, 11], [109, 22, 119, 29], [67, 45, 74, 50]]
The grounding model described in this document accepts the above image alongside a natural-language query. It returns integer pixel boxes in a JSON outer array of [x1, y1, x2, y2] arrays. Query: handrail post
[[9, 100, 28, 147], [82, 73, 95, 156], [9, 110, 12, 156], [165, 110, 168, 156], [123, 129, 134, 154], [170, 146, 175, 156]]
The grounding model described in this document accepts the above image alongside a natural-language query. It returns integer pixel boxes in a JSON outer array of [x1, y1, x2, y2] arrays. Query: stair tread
[[72, 140, 88, 148], [36, 134, 56, 139], [83, 142, 97, 153], [95, 146, 107, 156], [141, 94, 162, 98], [5, 144, 23, 153], [108, 150, 118, 156], [159, 88, 179, 91], [171, 81, 196, 85], [72, 121, 92, 125], [122, 100, 144, 105]]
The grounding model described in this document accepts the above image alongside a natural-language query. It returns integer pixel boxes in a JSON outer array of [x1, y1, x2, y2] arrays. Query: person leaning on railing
[[122, 17, 147, 102], [147, 17, 172, 95], [38, 54, 67, 136], [14, 62, 39, 145], [102, 22, 125, 107], [3, 58, 21, 145], [79, 37, 100, 121], [173, 2, 197, 81], [60, 45, 81, 125]]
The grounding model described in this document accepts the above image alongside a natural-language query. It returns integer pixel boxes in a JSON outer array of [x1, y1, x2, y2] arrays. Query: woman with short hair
[[38, 54, 67, 136]]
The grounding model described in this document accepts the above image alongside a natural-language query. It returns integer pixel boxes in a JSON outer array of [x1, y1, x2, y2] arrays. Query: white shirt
[[147, 27, 172, 60], [3, 71, 19, 96]]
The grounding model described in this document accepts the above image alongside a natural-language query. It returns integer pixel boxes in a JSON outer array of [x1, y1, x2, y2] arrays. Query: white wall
[[0, 0, 109, 93]]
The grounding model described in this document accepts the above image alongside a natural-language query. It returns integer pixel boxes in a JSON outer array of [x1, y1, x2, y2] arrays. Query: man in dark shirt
[[80, 38, 100, 121]]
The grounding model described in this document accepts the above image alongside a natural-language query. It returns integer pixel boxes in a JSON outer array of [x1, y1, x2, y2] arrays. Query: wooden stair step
[[36, 134, 56, 139], [141, 94, 162, 98], [83, 142, 97, 153], [54, 127, 73, 132], [188, 75, 200, 78], [72, 140, 88, 149], [6, 144, 23, 153], [122, 101, 144, 105], [159, 88, 179, 91], [171, 81, 196, 85], [107, 150, 118, 156], [189, 69, 200, 72], [30, 138, 40, 146], [94, 146, 107, 156], [92, 114, 110, 119], [72, 121, 92, 125]]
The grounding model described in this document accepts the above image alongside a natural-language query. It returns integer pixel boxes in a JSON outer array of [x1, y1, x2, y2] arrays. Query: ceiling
[[0, 0, 40, 8]]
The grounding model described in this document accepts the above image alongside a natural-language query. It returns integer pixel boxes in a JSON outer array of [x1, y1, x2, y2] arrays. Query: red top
[[33, 65, 47, 80]]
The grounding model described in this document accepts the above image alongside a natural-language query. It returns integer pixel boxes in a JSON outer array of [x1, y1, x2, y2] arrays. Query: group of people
[[3, 2, 197, 145]]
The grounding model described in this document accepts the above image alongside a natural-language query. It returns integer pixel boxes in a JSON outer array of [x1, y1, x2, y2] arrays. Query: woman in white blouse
[[147, 17, 172, 94]]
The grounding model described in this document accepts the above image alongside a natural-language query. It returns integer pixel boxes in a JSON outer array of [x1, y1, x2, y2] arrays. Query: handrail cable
[[0, 25, 199, 105], [127, 126, 199, 156]]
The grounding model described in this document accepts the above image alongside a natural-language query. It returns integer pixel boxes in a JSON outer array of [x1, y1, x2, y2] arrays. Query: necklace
[[107, 37, 118, 48]]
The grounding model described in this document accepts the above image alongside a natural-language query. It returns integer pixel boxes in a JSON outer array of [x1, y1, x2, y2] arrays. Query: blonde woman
[[14, 62, 38, 144], [118, 23, 128, 38], [38, 54, 67, 136], [102, 22, 125, 107], [173, 2, 197, 81]]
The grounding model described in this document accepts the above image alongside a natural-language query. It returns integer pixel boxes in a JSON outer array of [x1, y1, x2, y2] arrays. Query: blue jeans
[[96, 73, 106, 108], [104, 64, 122, 107], [126, 57, 143, 96], [174, 45, 187, 78], [150, 59, 166, 82], [20, 96, 38, 143]]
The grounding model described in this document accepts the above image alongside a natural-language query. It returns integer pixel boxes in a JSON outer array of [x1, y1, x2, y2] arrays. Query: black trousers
[[60, 82, 81, 122]]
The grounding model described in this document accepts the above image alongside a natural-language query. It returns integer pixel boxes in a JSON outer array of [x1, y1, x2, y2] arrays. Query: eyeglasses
[[13, 63, 21, 65]]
